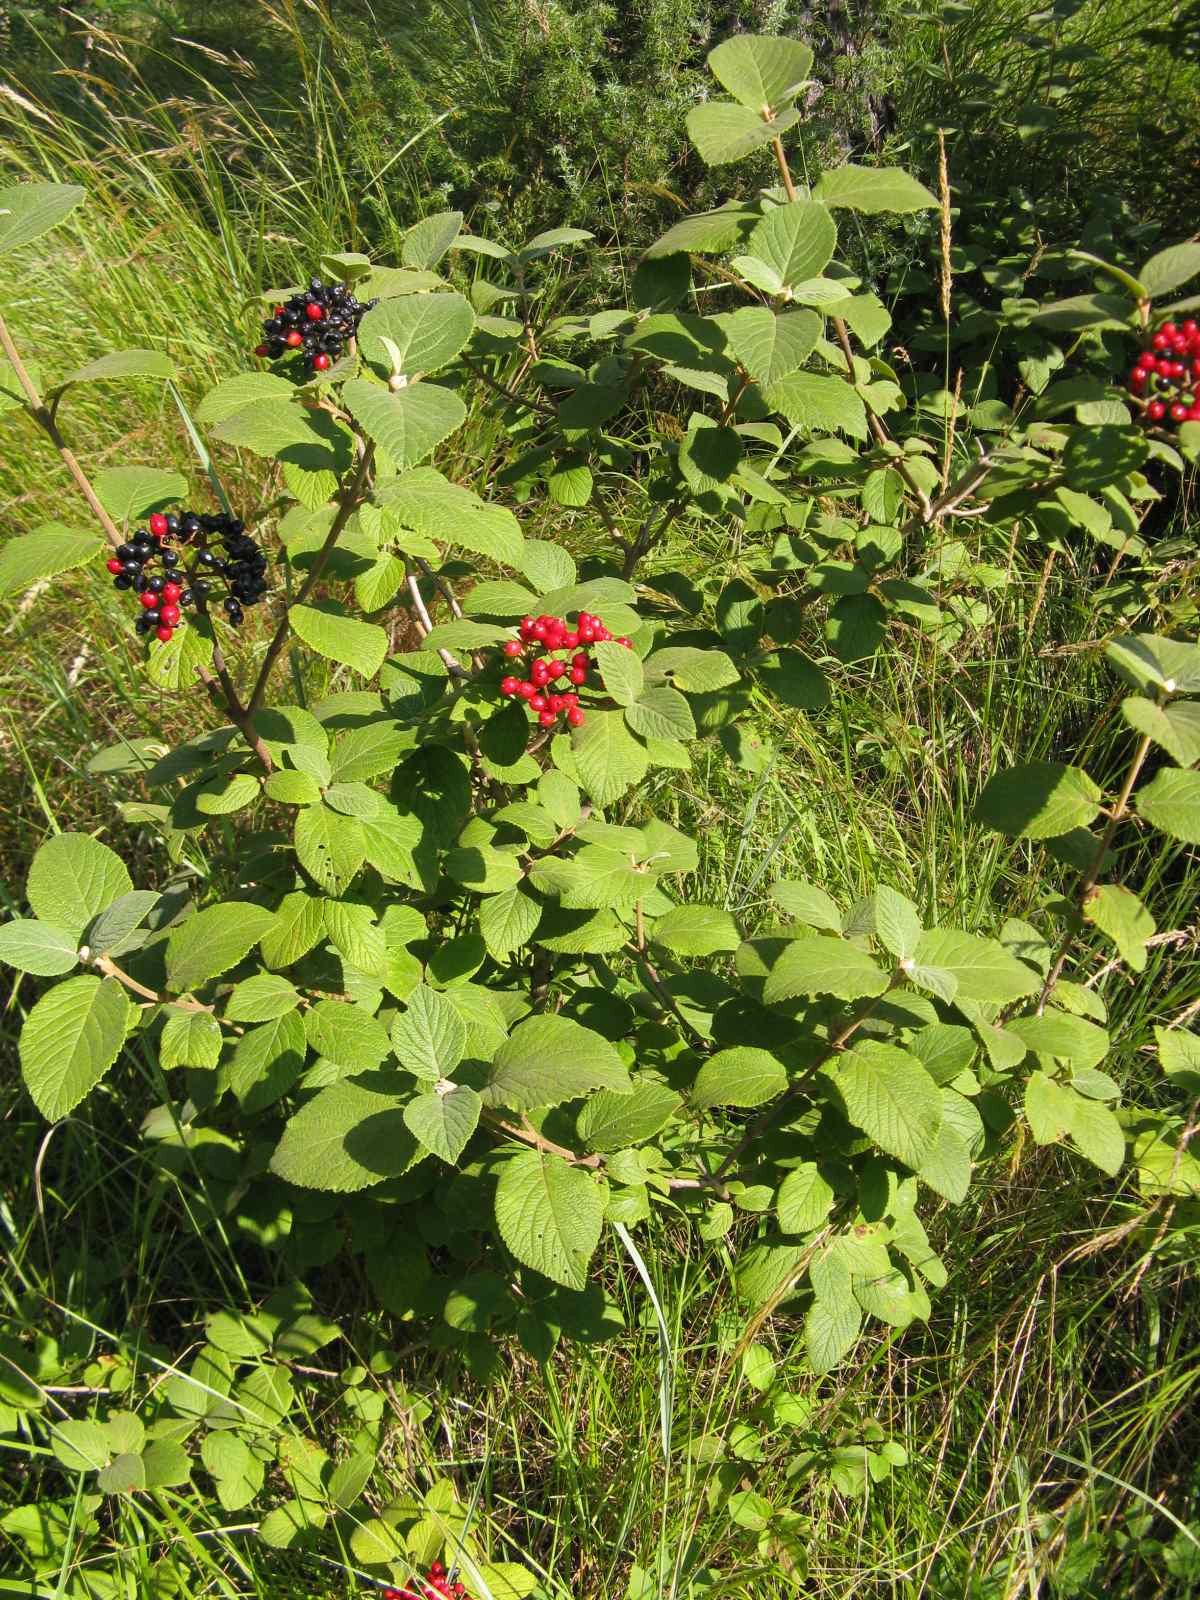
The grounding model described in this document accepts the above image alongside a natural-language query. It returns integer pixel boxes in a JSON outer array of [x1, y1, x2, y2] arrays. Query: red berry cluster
[[1129, 320, 1200, 425], [382, 1562, 465, 1600], [254, 277, 375, 376], [496, 611, 632, 732], [102, 508, 268, 642]]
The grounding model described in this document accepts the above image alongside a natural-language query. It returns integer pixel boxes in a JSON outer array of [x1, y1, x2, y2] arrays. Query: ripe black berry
[[253, 277, 376, 378]]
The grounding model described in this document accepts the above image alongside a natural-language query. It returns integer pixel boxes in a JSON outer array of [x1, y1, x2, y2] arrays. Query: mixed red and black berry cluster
[[381, 1561, 466, 1599], [1129, 319, 1200, 425], [496, 611, 632, 732], [103, 509, 268, 640], [254, 277, 376, 376]]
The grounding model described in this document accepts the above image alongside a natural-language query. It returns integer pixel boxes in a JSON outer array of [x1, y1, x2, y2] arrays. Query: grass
[[3, 6, 1200, 1598]]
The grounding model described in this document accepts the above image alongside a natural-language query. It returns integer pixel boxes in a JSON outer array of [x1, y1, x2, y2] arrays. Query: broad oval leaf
[[494, 1149, 606, 1290], [20, 974, 129, 1120]]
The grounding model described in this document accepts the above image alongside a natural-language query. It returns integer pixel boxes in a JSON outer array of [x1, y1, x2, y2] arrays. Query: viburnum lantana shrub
[[1, 35, 1199, 1515]]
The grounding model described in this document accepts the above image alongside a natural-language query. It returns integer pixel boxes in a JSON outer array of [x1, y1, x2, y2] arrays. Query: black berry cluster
[[104, 509, 269, 640], [254, 278, 376, 376]]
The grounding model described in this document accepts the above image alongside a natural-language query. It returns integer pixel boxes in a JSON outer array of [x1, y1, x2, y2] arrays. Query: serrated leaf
[[20, 975, 129, 1120], [261, 892, 326, 969], [357, 292, 474, 377], [593, 639, 644, 706], [342, 378, 466, 470], [225, 973, 300, 1023], [1083, 884, 1155, 973], [0, 181, 84, 256], [912, 928, 1039, 1007], [975, 761, 1103, 839], [402, 209, 463, 268], [1008, 1011, 1109, 1067], [1139, 242, 1200, 298], [693, 1046, 786, 1108], [202, 1431, 264, 1512], [1120, 697, 1200, 768], [763, 370, 868, 439], [757, 649, 828, 708], [404, 1083, 481, 1163], [289, 601, 387, 678], [771, 880, 842, 930], [228, 1012, 307, 1112], [271, 1081, 421, 1191], [763, 936, 889, 1004], [720, 305, 821, 385], [644, 646, 740, 692], [486, 1014, 630, 1110], [479, 885, 542, 959], [375, 467, 523, 564], [776, 1162, 834, 1232], [26, 833, 132, 945], [571, 710, 649, 806], [686, 102, 798, 165], [494, 1149, 605, 1290], [873, 886, 921, 961], [625, 686, 696, 742], [86, 889, 160, 956], [0, 918, 78, 976], [644, 203, 757, 259], [166, 902, 275, 991], [94, 466, 187, 524], [833, 1042, 942, 1169], [1135, 769, 1200, 844], [391, 985, 466, 1081], [196, 772, 260, 816], [160, 1009, 222, 1071], [0, 525, 103, 595], [707, 34, 813, 109], [748, 200, 837, 289], [294, 804, 366, 894], [59, 349, 175, 391], [576, 1081, 681, 1151], [196, 371, 296, 426], [814, 164, 937, 213], [806, 1288, 861, 1375]]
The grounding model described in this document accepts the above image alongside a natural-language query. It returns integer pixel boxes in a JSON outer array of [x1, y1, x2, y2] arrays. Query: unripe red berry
[[1184, 321, 1199, 338], [519, 616, 535, 638], [530, 693, 548, 711], [160, 603, 181, 625], [312, 353, 331, 371], [1137, 351, 1156, 371], [156, 625, 174, 642], [569, 666, 587, 685], [1163, 323, 1178, 337], [305, 302, 324, 321], [1148, 400, 1167, 421], [518, 680, 537, 699], [254, 342, 270, 357], [562, 630, 579, 648], [1170, 402, 1188, 422], [162, 582, 182, 602], [149, 512, 168, 537], [538, 709, 557, 727], [286, 330, 303, 347], [1170, 361, 1186, 378], [617, 636, 632, 648], [503, 639, 523, 657], [500, 676, 520, 695], [106, 557, 123, 574], [139, 591, 157, 609], [567, 707, 584, 727]]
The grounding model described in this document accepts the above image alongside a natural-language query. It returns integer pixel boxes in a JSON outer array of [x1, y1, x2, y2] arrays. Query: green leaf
[[19, 975, 129, 1120], [748, 201, 837, 289], [357, 292, 474, 377], [1061, 426, 1148, 492], [486, 1014, 630, 1110], [763, 936, 889, 1004], [202, 1431, 265, 1513], [776, 1162, 834, 1232], [771, 880, 842, 931], [0, 181, 84, 256], [494, 1149, 605, 1290], [644, 203, 757, 259], [576, 1082, 681, 1152], [1063, 1088, 1124, 1176], [479, 884, 543, 959], [625, 686, 696, 742], [1008, 1011, 1109, 1068], [228, 1012, 307, 1111], [98, 1452, 146, 1495], [402, 209, 463, 268], [644, 646, 739, 693], [196, 371, 297, 426], [85, 890, 160, 956], [58, 349, 175, 392], [1139, 243, 1200, 298], [289, 601, 387, 679], [813, 164, 938, 213], [916, 1124, 973, 1203], [571, 710, 649, 806], [94, 466, 187, 524], [1135, 769, 1200, 844], [323, 901, 387, 976], [391, 985, 466, 1081], [912, 928, 1039, 1007], [265, 769, 321, 806], [651, 904, 740, 956], [685, 102, 799, 166], [342, 378, 466, 470], [873, 886, 921, 962], [404, 1083, 481, 1163], [806, 1286, 862, 1375], [375, 467, 524, 565], [0, 918, 78, 976], [144, 623, 215, 693], [1083, 884, 1155, 972], [271, 1081, 421, 1191], [707, 34, 813, 109], [757, 649, 829, 709], [305, 999, 390, 1072], [975, 761, 1103, 839], [49, 1417, 111, 1473], [294, 805, 366, 894], [720, 306, 821, 385], [693, 1046, 786, 1109], [27, 832, 132, 942], [763, 370, 868, 439], [166, 903, 275, 991], [196, 772, 260, 816], [1106, 634, 1200, 695], [1120, 697, 1200, 768], [261, 892, 327, 970], [160, 1009, 222, 1070], [225, 973, 300, 1023], [593, 639, 644, 707], [0, 525, 103, 595], [833, 1042, 942, 1169]]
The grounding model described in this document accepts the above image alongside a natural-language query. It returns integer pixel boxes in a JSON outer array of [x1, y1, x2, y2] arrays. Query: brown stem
[[626, 943, 711, 1052], [405, 568, 465, 675], [246, 442, 376, 715], [94, 953, 220, 1016], [1036, 731, 1156, 1012]]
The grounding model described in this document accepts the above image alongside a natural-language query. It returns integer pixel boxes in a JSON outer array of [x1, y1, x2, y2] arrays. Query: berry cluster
[[382, 1562, 465, 1600], [254, 278, 376, 376], [1129, 319, 1200, 425], [103, 509, 268, 640], [497, 611, 632, 732]]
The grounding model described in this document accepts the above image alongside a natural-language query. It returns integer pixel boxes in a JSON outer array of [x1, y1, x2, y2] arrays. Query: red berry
[[274, 304, 284, 316], [1157, 358, 1173, 376], [1162, 323, 1178, 337], [548, 695, 565, 712], [617, 636, 632, 648], [578, 624, 597, 643], [500, 676, 520, 696], [1148, 400, 1167, 421], [1183, 321, 1199, 338], [160, 603, 181, 625], [519, 616, 535, 638], [254, 342, 270, 357], [156, 625, 174, 642], [538, 708, 557, 727], [503, 639, 523, 657], [562, 631, 579, 648], [562, 691, 578, 706], [1187, 406, 1200, 421], [567, 707, 585, 727], [139, 591, 157, 609], [1170, 402, 1188, 422], [106, 558, 123, 574], [1137, 351, 1156, 371], [569, 666, 587, 686], [518, 680, 537, 699], [305, 302, 324, 321], [312, 353, 331, 371], [529, 693, 547, 711], [1191, 361, 1200, 380], [572, 651, 589, 667], [1170, 361, 1186, 379], [162, 582, 182, 602], [429, 1565, 445, 1580], [149, 513, 168, 537], [531, 621, 549, 643], [546, 659, 566, 678], [286, 330, 303, 347], [531, 661, 551, 686]]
